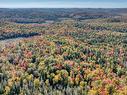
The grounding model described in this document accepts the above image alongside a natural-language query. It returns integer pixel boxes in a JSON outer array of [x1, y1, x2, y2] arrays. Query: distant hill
[[0, 8, 127, 23]]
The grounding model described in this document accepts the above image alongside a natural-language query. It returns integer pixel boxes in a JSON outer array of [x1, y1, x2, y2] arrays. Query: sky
[[0, 0, 127, 8]]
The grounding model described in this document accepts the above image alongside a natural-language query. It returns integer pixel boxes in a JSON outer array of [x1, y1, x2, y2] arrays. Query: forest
[[0, 8, 127, 95]]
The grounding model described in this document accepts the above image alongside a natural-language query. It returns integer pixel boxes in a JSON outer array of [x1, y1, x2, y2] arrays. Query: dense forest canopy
[[0, 8, 127, 95]]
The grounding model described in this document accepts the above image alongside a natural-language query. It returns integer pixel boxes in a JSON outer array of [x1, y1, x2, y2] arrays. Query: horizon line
[[0, 7, 127, 9]]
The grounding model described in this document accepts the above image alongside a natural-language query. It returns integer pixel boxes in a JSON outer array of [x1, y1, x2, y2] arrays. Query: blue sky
[[0, 0, 127, 8]]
